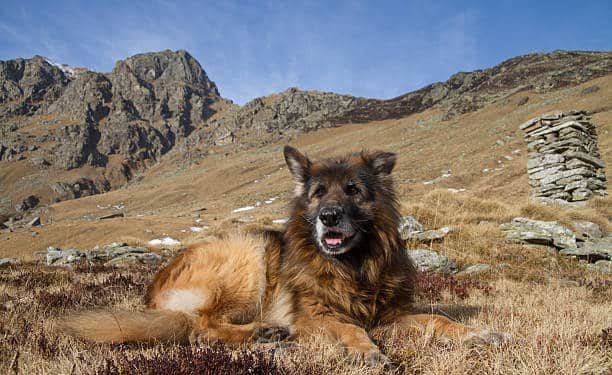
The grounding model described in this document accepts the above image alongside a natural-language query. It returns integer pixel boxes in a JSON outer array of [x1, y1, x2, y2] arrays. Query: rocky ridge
[[179, 50, 612, 155]]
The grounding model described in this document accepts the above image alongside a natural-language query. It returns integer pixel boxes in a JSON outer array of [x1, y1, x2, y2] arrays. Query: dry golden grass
[[1, 191, 610, 374]]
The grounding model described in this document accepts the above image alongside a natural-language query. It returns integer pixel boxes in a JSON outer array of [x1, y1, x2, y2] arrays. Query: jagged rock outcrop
[[15, 195, 39, 212], [235, 88, 357, 133], [49, 177, 110, 202], [0, 50, 225, 206], [0, 55, 69, 117], [2, 50, 222, 171], [47, 71, 113, 122], [107, 50, 221, 134], [97, 123, 170, 162], [48, 122, 107, 169]]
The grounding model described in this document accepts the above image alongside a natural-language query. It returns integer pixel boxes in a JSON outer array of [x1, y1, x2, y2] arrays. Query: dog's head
[[284, 145, 399, 257]]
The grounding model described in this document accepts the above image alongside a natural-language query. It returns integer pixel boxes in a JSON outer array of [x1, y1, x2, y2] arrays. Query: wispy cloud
[[1, 0, 610, 104]]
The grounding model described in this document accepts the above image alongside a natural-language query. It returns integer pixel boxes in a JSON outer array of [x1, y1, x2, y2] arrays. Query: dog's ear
[[363, 151, 396, 175], [284, 145, 312, 195]]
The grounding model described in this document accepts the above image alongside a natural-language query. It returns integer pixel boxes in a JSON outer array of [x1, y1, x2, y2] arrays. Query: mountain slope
[[0, 50, 610, 223]]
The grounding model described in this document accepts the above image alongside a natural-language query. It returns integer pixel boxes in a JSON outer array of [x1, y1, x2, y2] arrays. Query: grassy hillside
[[0, 73, 610, 374]]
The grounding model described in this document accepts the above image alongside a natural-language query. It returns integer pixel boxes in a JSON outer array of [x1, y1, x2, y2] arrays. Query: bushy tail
[[60, 309, 195, 343]]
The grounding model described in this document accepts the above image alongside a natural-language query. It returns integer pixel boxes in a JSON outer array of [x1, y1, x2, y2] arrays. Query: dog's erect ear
[[284, 145, 312, 195], [364, 151, 397, 175]]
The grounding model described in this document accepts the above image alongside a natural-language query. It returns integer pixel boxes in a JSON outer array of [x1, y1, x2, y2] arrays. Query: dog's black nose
[[319, 206, 343, 227]]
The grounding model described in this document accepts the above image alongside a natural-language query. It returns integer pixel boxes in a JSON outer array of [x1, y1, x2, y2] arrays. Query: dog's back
[[62, 233, 284, 343]]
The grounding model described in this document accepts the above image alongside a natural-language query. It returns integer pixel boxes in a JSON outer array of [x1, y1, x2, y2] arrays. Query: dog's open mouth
[[321, 231, 355, 254]]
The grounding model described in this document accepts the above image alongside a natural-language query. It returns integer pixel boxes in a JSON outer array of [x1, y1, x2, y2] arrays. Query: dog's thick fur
[[63, 146, 507, 369]]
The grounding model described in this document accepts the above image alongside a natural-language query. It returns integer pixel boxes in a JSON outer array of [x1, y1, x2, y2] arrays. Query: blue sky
[[1, 1, 610, 104]]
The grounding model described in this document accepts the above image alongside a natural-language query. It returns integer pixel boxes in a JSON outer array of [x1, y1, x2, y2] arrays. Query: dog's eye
[[345, 182, 359, 196], [313, 186, 326, 198]]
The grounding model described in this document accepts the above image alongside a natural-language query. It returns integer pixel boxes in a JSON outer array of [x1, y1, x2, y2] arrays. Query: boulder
[[559, 236, 612, 261], [15, 195, 39, 212], [458, 263, 491, 276], [406, 249, 457, 274], [572, 220, 603, 240], [398, 216, 424, 240], [585, 260, 612, 273], [45, 247, 86, 266], [0, 257, 19, 266], [411, 227, 453, 242], [499, 217, 576, 249], [105, 252, 164, 266]]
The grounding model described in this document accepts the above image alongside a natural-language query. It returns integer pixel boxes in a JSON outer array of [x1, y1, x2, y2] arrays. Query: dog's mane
[[280, 154, 416, 326]]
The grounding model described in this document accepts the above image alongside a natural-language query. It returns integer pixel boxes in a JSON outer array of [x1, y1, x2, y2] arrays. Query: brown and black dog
[[63, 146, 508, 369]]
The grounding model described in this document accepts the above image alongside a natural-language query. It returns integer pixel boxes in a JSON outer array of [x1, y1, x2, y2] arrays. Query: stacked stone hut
[[520, 110, 607, 204]]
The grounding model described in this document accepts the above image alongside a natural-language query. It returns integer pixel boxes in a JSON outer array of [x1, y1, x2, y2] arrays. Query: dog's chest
[[305, 271, 401, 326]]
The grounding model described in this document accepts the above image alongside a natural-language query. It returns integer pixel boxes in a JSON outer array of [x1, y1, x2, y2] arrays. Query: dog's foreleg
[[391, 314, 510, 345], [293, 316, 399, 370]]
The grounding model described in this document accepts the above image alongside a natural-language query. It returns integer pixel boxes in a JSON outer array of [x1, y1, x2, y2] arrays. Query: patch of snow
[[482, 168, 490, 173], [447, 188, 466, 193], [44, 58, 76, 79], [232, 206, 255, 213], [148, 237, 181, 246], [264, 196, 279, 204], [512, 149, 522, 154], [190, 226, 204, 232], [504, 155, 513, 160], [195, 218, 202, 223], [423, 173, 451, 185], [273, 218, 289, 224]]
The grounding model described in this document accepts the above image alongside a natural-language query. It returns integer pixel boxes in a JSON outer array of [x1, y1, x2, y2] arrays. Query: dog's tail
[[60, 309, 195, 343]]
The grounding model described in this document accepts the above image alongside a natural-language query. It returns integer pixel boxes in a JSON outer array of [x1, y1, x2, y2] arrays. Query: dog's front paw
[[253, 325, 291, 343], [464, 329, 512, 346], [359, 351, 402, 373]]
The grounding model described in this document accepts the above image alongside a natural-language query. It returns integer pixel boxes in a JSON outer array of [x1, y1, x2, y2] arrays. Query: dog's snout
[[319, 206, 343, 227]]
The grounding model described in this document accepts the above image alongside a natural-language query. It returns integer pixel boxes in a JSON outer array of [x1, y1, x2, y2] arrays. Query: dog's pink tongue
[[325, 237, 343, 246]]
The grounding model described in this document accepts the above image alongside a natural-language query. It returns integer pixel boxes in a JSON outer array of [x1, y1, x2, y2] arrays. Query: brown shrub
[[415, 272, 491, 302], [92, 344, 286, 375]]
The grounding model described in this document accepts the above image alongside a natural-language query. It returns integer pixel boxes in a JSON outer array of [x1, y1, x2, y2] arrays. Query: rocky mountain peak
[[0, 55, 69, 116], [111, 49, 219, 96]]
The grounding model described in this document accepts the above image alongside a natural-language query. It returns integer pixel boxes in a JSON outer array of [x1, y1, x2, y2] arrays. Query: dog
[[63, 146, 508, 369]]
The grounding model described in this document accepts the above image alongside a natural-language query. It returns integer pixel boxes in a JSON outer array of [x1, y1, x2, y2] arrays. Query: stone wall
[[520, 110, 607, 204]]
